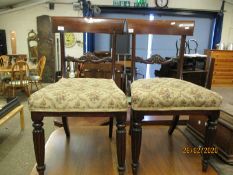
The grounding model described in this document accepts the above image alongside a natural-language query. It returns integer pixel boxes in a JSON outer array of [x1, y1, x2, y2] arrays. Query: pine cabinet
[[206, 50, 233, 86]]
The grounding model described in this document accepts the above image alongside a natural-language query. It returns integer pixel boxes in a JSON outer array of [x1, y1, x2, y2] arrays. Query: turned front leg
[[32, 113, 45, 175], [131, 112, 144, 175], [116, 115, 126, 174], [202, 112, 219, 172]]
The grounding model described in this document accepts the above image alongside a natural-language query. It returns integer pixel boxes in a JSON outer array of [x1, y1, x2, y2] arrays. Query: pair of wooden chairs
[[126, 19, 222, 174], [28, 17, 222, 175]]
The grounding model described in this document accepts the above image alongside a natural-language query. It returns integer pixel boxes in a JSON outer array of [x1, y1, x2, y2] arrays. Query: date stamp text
[[182, 147, 218, 154]]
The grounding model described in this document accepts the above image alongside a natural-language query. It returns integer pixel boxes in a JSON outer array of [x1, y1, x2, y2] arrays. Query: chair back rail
[[66, 53, 112, 64], [135, 55, 173, 65]]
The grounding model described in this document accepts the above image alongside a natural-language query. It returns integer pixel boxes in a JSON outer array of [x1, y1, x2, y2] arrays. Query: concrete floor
[[0, 86, 232, 175]]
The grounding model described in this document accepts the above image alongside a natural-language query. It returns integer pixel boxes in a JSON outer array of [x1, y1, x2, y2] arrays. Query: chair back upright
[[11, 60, 30, 87], [176, 39, 188, 56], [37, 56, 46, 80]]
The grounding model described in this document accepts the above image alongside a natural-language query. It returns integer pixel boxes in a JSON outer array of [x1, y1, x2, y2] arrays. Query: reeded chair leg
[[131, 112, 144, 175], [116, 115, 126, 174], [62, 116, 70, 138], [109, 117, 113, 138], [168, 115, 180, 135], [32, 113, 45, 175]]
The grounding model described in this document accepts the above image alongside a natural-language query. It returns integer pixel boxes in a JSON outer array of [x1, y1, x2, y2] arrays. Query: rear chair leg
[[109, 117, 113, 138], [62, 116, 70, 138], [168, 115, 180, 135]]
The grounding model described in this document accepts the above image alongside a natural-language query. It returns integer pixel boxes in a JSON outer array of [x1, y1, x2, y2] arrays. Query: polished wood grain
[[127, 19, 194, 35], [51, 17, 125, 34], [30, 126, 218, 175], [52, 17, 194, 35]]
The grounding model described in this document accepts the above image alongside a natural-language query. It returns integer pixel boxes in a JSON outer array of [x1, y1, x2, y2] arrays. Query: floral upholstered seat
[[131, 78, 222, 111], [29, 78, 128, 112]]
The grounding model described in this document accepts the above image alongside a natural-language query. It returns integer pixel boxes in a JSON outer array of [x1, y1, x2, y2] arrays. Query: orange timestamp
[[182, 146, 218, 154]]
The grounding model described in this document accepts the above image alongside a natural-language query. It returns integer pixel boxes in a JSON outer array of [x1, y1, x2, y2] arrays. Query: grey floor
[[0, 87, 232, 175], [0, 93, 55, 175]]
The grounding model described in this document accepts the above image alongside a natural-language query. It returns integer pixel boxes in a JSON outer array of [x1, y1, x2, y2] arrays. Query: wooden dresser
[[206, 50, 233, 86]]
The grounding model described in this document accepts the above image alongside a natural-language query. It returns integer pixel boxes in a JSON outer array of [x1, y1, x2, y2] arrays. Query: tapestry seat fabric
[[131, 78, 222, 111], [29, 78, 128, 112]]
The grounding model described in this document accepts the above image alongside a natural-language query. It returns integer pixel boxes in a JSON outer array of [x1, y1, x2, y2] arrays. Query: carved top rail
[[127, 19, 194, 35], [65, 52, 112, 64], [135, 54, 174, 65], [51, 17, 126, 34]]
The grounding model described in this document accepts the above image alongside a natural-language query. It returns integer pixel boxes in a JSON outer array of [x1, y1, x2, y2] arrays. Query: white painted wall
[[0, 3, 83, 57], [221, 1, 233, 46]]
